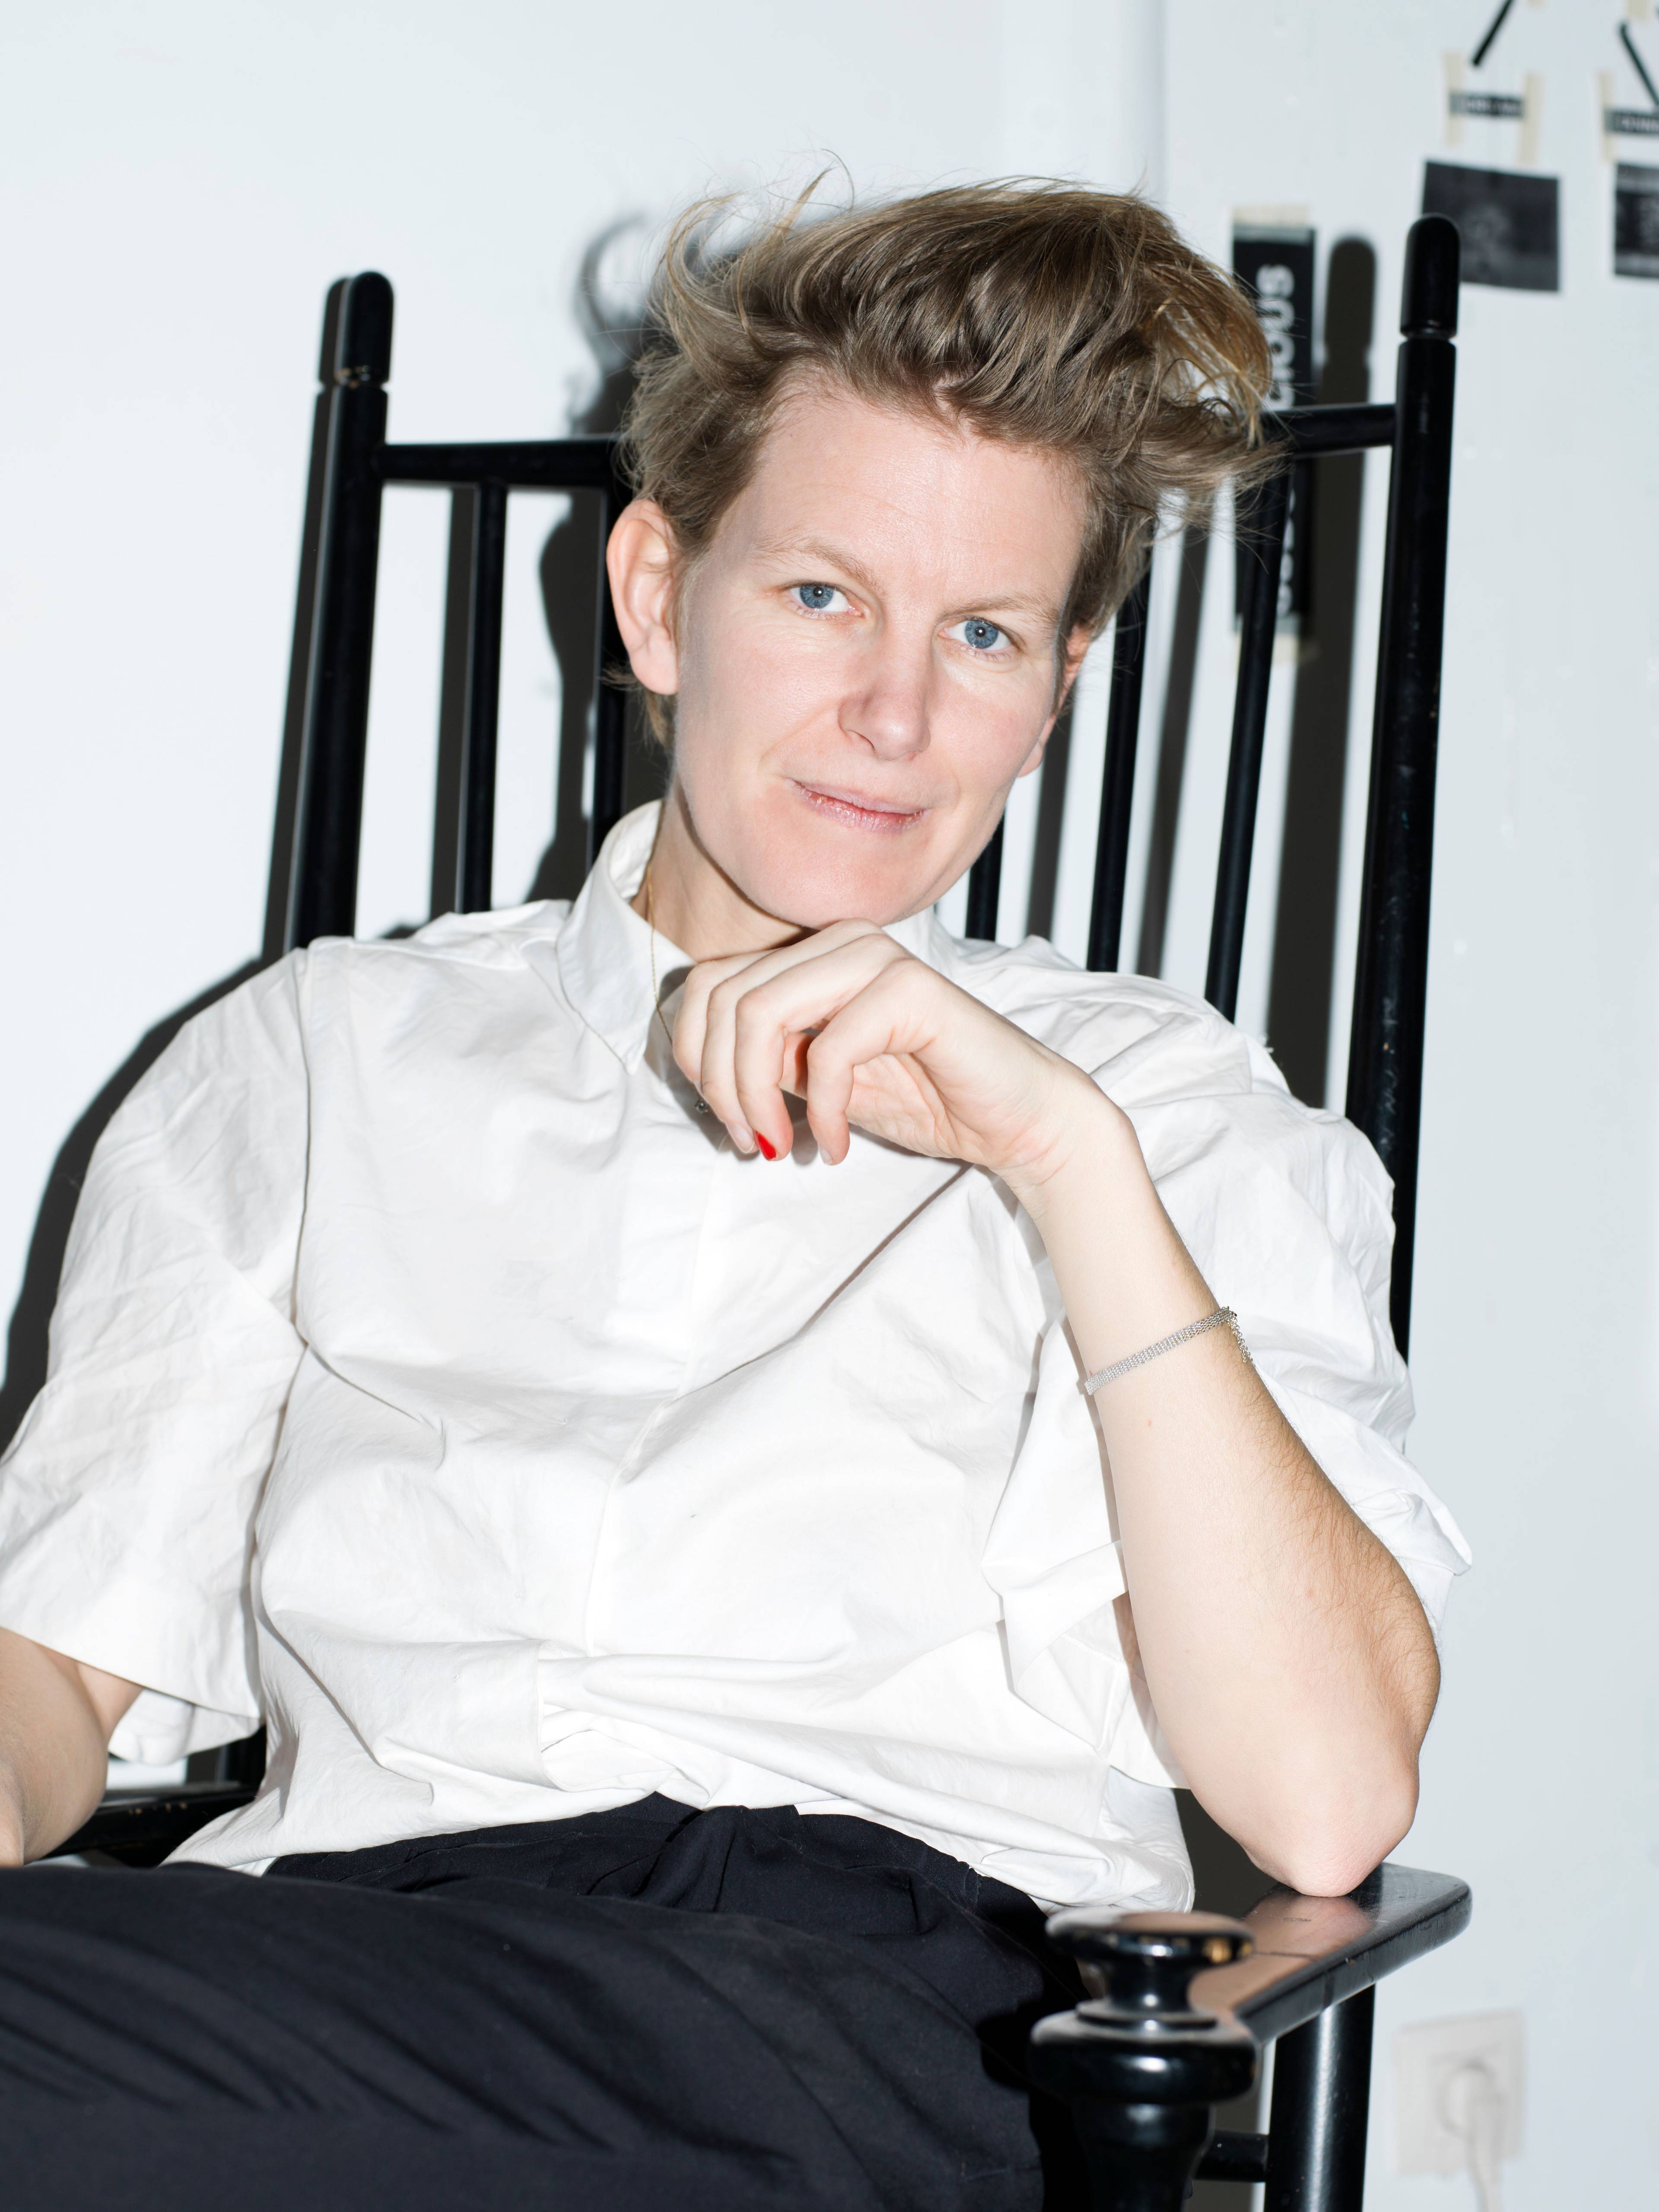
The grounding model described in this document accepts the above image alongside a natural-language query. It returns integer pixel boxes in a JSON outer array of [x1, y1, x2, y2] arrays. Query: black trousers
[[0, 1796, 1087, 2211]]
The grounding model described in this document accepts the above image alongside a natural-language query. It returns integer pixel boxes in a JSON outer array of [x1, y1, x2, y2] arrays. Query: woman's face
[[613, 381, 1089, 938]]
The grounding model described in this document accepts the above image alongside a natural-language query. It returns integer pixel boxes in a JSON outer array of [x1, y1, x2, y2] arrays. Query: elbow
[[1253, 1755, 1421, 1898]]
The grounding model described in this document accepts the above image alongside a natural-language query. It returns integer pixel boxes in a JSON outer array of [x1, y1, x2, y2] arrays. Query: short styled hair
[[619, 180, 1272, 740]]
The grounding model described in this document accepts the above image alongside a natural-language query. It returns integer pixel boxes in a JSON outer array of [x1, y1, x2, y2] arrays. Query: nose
[[839, 626, 931, 762]]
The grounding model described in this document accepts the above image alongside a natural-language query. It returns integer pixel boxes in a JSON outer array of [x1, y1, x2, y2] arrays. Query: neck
[[634, 784, 803, 962]]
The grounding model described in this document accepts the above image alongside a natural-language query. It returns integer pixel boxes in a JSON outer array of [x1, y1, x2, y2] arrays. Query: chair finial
[[1402, 217, 1460, 340]]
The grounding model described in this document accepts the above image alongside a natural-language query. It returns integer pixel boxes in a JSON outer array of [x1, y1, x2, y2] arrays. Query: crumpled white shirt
[[0, 803, 1469, 1907]]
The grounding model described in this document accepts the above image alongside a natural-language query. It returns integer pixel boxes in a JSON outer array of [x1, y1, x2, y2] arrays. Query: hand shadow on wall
[[1129, 236, 1375, 1119], [1265, 237, 1376, 1109], [524, 227, 664, 910]]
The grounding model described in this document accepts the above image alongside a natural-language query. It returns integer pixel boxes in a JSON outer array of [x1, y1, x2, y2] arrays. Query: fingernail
[[755, 1132, 777, 1161]]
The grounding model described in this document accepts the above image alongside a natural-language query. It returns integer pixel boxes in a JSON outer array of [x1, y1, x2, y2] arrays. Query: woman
[[0, 184, 1467, 2209]]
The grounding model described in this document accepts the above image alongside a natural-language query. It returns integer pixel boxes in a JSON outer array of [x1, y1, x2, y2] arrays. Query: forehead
[[720, 378, 1086, 612]]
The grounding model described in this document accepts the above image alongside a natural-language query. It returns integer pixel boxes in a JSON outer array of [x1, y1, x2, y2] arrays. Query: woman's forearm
[[0, 1628, 137, 1866], [1007, 1080, 1440, 1896]]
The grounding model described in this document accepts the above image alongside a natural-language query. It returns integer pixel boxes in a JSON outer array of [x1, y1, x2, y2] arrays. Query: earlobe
[[606, 499, 681, 701]]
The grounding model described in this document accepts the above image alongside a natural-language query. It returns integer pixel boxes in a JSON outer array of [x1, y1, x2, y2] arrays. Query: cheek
[[672, 613, 835, 818], [939, 667, 1053, 791], [682, 608, 836, 741]]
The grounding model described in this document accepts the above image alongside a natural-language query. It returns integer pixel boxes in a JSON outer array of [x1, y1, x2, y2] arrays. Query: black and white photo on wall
[[1601, 16, 1659, 276], [1421, 160, 1560, 292], [1614, 163, 1659, 276], [1231, 222, 1313, 628]]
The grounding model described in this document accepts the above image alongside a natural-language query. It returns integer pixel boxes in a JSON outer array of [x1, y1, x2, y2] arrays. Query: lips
[[791, 782, 930, 834]]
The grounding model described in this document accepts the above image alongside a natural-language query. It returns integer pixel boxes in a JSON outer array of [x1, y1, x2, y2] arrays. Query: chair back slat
[[1087, 564, 1153, 973], [455, 480, 506, 911], [1205, 464, 1291, 1020], [430, 490, 477, 918], [964, 820, 1004, 940], [590, 477, 630, 865], [382, 438, 620, 489]]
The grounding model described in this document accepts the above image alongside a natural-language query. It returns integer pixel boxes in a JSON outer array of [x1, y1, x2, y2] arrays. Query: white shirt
[[0, 803, 1468, 1907]]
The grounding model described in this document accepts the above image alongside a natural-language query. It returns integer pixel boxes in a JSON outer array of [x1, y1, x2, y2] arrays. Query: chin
[[744, 855, 918, 931], [729, 815, 942, 932]]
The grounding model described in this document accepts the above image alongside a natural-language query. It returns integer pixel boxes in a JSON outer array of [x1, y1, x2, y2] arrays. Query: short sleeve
[[0, 959, 310, 1760], [1127, 1042, 1472, 1639], [981, 988, 1470, 1790]]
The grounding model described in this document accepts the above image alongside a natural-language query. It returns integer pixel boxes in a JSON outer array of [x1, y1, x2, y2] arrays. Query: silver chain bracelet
[[1081, 1306, 1251, 1395]]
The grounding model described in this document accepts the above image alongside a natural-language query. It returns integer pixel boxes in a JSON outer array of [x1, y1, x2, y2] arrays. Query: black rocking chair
[[56, 214, 1469, 2212]]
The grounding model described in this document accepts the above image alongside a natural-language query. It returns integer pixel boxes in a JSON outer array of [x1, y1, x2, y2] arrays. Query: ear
[[1016, 624, 1094, 779], [606, 498, 681, 702]]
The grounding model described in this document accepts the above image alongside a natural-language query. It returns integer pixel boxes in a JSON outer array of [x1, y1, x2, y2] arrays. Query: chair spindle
[[964, 821, 1004, 941], [1205, 463, 1291, 1020], [455, 480, 508, 913], [588, 482, 631, 867], [1087, 564, 1153, 973]]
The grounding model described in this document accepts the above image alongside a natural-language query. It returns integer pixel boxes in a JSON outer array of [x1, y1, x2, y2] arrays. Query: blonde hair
[[619, 179, 1273, 740]]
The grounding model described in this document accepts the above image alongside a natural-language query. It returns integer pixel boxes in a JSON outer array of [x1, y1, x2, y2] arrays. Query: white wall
[[2, 3, 1655, 2206], [1160, 5, 1659, 2206]]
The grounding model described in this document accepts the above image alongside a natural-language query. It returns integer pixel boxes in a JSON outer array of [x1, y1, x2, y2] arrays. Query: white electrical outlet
[[1394, 2011, 1525, 2188]]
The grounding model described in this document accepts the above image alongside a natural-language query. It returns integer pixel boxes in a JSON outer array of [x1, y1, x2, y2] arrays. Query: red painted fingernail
[[755, 1132, 777, 1160]]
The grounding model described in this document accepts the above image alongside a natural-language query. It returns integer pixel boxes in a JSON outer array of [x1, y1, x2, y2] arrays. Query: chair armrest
[[45, 1782, 257, 1867], [1188, 1860, 1469, 2044], [1028, 1864, 1470, 2211]]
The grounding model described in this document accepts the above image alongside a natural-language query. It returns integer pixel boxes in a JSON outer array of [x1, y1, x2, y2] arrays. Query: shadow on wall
[[2, 235, 1378, 1478], [1131, 235, 1376, 1113], [0, 964, 263, 1454], [528, 224, 667, 910], [1265, 236, 1376, 1108]]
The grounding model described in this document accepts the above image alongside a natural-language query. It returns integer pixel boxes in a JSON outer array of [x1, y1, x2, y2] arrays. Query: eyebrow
[[751, 534, 1064, 631]]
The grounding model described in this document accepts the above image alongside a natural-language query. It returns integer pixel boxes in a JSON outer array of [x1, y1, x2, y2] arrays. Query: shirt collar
[[554, 803, 683, 1072], [553, 798, 956, 1071]]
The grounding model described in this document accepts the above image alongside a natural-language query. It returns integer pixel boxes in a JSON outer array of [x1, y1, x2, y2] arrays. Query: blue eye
[[795, 583, 840, 612], [960, 618, 1004, 652]]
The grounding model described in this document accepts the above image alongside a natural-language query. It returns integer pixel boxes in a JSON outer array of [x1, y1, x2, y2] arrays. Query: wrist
[[1000, 1065, 1145, 1214]]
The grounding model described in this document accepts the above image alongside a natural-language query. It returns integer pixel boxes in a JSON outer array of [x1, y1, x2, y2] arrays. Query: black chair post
[[1087, 565, 1153, 973], [1344, 215, 1459, 1357], [284, 272, 393, 950], [1205, 461, 1292, 1019], [1262, 1988, 1376, 2212]]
